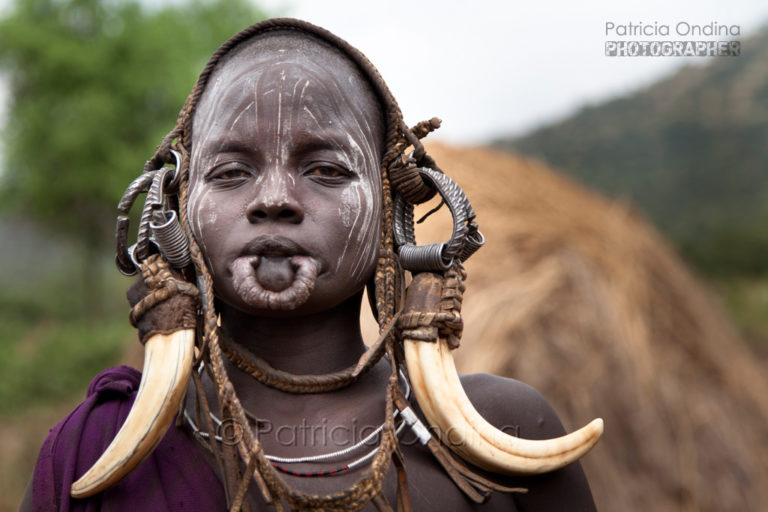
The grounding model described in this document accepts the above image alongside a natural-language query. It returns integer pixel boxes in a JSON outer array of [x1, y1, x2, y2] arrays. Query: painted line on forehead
[[201, 103, 258, 167], [282, 83, 361, 171], [275, 70, 285, 166], [299, 79, 311, 103], [196, 73, 254, 142], [324, 78, 380, 173], [291, 76, 307, 102], [277, 72, 328, 168], [285, 76, 305, 166], [295, 97, 376, 177], [250, 71, 286, 167], [289, 77, 312, 137], [194, 76, 224, 140], [192, 74, 260, 179], [252, 75, 259, 141], [248, 59, 379, 174], [290, 63, 376, 137], [302, 106, 323, 131], [228, 101, 254, 133]]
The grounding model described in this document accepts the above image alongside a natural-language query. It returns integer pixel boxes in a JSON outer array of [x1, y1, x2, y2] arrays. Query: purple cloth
[[30, 366, 226, 511]]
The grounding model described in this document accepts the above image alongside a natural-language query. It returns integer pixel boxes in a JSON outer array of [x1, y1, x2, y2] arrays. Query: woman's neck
[[217, 292, 367, 376]]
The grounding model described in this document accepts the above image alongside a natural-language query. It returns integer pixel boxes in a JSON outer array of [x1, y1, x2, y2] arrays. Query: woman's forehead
[[206, 60, 345, 118], [219, 31, 353, 70], [193, 32, 383, 140]]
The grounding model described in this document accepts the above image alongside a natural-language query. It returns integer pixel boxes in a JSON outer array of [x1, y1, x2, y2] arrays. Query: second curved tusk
[[404, 335, 603, 475], [71, 329, 195, 498]]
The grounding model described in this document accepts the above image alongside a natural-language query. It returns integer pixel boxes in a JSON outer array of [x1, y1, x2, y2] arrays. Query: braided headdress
[[137, 18, 439, 511]]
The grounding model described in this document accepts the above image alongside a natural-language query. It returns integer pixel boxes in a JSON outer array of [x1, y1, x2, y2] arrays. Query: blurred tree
[[0, 0, 265, 314]]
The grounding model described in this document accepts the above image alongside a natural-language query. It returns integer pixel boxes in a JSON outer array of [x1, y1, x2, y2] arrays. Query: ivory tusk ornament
[[70, 329, 195, 498], [404, 335, 603, 475]]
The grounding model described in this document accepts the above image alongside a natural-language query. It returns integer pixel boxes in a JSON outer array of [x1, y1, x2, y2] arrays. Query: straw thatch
[[412, 142, 768, 511]]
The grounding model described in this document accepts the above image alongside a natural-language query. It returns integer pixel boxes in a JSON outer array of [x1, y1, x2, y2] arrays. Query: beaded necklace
[[185, 369, 411, 477]]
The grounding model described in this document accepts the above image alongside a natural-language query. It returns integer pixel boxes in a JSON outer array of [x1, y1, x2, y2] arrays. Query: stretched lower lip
[[229, 254, 321, 310], [252, 254, 294, 292]]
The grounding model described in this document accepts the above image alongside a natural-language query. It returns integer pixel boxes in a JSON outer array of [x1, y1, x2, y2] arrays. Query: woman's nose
[[246, 172, 304, 224]]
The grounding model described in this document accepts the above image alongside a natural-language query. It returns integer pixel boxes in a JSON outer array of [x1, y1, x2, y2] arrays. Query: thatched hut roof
[[412, 142, 768, 511]]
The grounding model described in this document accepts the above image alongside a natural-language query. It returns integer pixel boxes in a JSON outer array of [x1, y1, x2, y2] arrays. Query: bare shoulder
[[458, 373, 598, 511], [459, 373, 567, 440]]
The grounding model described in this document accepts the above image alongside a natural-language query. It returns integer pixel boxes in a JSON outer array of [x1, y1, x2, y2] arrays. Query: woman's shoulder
[[22, 366, 140, 511], [23, 366, 224, 512], [459, 373, 568, 439], [41, 365, 145, 473], [456, 373, 598, 511]]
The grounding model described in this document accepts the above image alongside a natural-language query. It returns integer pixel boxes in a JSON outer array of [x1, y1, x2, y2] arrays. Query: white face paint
[[186, 35, 384, 314]]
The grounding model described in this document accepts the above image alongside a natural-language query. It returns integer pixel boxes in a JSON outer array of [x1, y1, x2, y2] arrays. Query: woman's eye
[[218, 169, 250, 179], [308, 167, 341, 177], [208, 164, 252, 182], [305, 165, 350, 180]]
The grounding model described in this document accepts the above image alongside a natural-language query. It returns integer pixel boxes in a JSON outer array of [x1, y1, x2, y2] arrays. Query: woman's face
[[187, 37, 383, 315]]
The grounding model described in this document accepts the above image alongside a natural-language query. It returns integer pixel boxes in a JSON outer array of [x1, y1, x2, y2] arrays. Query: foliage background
[[0, 1, 266, 507]]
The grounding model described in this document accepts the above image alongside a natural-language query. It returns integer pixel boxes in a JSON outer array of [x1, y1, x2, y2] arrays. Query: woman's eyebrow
[[204, 130, 353, 154], [205, 139, 256, 155], [291, 129, 350, 153]]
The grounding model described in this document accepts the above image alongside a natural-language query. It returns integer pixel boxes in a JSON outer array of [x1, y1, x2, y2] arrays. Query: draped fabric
[[30, 366, 225, 511]]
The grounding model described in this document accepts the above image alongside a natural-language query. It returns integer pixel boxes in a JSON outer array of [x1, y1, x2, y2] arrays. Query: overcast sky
[[253, 0, 768, 143], [1, 0, 767, 145]]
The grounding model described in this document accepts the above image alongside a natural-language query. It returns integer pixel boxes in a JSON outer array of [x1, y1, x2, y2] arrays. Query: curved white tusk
[[71, 329, 195, 498], [404, 335, 603, 475]]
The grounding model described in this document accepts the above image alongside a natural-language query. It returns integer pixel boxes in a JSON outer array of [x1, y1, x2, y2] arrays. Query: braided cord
[[137, 17, 465, 511]]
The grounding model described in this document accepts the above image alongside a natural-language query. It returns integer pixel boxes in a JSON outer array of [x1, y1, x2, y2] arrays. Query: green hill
[[495, 26, 768, 276]]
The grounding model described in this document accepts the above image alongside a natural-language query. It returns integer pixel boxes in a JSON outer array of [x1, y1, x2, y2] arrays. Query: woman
[[25, 18, 601, 511]]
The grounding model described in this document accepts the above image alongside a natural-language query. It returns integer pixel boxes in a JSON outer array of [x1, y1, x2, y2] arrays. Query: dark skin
[[182, 33, 596, 511], [20, 32, 595, 511]]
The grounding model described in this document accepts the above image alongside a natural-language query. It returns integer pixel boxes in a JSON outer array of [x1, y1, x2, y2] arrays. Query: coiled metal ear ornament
[[393, 167, 484, 271], [397, 167, 604, 477], [150, 210, 191, 269], [115, 150, 190, 275], [76, 150, 196, 499]]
